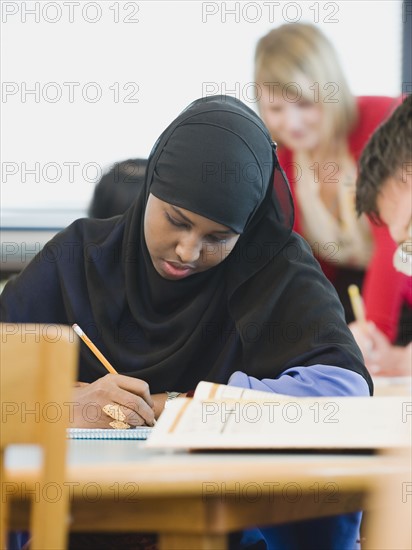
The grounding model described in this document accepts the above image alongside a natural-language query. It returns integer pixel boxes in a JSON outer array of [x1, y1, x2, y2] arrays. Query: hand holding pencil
[[347, 292, 411, 376], [347, 285, 376, 366], [348, 285, 367, 328], [71, 324, 156, 428]]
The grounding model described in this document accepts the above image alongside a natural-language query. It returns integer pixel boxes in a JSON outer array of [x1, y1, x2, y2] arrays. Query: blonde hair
[[255, 23, 357, 154]]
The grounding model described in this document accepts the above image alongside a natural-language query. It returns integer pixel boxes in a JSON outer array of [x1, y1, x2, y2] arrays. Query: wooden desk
[[5, 441, 411, 550], [372, 376, 411, 396]]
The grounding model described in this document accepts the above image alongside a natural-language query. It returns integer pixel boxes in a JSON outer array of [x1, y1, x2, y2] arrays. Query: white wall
[[1, 0, 403, 223]]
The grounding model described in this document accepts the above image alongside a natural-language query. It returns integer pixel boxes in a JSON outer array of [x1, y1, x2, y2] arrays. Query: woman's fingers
[[102, 402, 150, 427], [349, 321, 374, 361], [106, 386, 155, 426], [96, 374, 155, 425], [71, 374, 155, 428], [113, 374, 154, 408]]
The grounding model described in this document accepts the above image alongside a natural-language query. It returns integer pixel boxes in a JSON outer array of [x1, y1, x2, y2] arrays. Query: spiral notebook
[[67, 427, 153, 440]]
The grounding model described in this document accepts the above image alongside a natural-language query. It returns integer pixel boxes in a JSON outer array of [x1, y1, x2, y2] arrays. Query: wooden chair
[[1, 323, 78, 550], [363, 448, 412, 549]]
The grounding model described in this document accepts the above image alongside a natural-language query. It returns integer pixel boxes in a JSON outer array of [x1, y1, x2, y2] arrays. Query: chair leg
[[30, 482, 69, 550], [0, 453, 10, 550]]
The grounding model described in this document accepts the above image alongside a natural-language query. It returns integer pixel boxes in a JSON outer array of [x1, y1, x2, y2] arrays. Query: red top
[[278, 96, 411, 341]]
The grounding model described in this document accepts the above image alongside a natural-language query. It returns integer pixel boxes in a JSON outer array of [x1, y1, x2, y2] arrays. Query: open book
[[146, 381, 412, 451]]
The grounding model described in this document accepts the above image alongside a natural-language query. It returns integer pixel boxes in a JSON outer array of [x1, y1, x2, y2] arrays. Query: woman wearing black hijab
[[1, 96, 371, 549]]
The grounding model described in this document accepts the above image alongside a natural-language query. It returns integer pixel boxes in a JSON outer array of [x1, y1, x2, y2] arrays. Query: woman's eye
[[298, 100, 312, 109], [166, 213, 187, 228], [207, 235, 227, 244]]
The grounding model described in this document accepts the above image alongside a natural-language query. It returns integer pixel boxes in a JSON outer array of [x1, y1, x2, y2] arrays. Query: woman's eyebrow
[[171, 205, 194, 225], [212, 228, 234, 235], [171, 205, 234, 235]]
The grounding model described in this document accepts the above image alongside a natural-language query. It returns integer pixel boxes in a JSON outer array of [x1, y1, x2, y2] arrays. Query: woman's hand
[[151, 393, 168, 420], [366, 338, 412, 377], [151, 393, 188, 420], [70, 374, 155, 428], [349, 321, 412, 377], [349, 320, 375, 364]]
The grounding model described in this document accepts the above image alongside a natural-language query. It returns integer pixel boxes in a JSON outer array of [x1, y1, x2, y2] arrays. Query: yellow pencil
[[347, 285, 367, 327], [72, 323, 156, 426], [72, 323, 118, 374]]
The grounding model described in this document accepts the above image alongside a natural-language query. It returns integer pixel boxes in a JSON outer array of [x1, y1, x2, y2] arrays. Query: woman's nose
[[284, 106, 302, 131], [175, 236, 202, 264]]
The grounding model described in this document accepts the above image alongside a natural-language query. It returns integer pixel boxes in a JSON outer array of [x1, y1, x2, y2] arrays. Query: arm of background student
[[227, 366, 370, 397], [350, 321, 412, 376], [362, 223, 405, 342], [368, 342, 411, 377]]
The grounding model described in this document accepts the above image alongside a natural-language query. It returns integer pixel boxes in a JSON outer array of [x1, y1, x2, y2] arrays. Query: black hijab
[[0, 96, 373, 394]]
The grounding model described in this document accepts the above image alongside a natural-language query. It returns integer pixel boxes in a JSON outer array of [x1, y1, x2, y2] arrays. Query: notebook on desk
[[67, 427, 153, 440]]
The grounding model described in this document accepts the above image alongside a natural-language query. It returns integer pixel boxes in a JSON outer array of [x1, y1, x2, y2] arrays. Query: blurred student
[[254, 23, 402, 333], [88, 158, 147, 219], [352, 94, 411, 376]]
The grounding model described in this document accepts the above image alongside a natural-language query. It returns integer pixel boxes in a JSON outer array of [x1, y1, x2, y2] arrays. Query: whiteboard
[[0, 0, 403, 224]]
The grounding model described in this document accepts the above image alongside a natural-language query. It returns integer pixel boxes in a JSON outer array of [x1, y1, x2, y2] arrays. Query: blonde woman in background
[[255, 23, 404, 344]]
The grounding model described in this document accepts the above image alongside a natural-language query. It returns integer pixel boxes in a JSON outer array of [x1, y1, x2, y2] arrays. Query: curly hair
[[356, 95, 412, 223]]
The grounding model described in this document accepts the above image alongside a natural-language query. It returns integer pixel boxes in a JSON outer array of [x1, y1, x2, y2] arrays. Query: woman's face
[[144, 194, 240, 280], [258, 86, 323, 152]]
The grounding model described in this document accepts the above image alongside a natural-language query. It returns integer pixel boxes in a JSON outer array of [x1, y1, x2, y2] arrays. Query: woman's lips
[[289, 131, 305, 139], [161, 260, 195, 279]]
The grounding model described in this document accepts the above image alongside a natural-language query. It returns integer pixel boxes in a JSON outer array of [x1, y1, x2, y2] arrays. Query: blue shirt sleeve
[[227, 365, 370, 397]]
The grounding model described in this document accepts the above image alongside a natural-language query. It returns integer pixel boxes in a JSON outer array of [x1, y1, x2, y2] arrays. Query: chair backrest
[[1, 323, 78, 550]]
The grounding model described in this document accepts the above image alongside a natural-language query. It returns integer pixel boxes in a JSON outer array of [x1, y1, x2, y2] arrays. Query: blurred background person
[[88, 158, 147, 219], [352, 94, 411, 376], [254, 23, 403, 339]]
